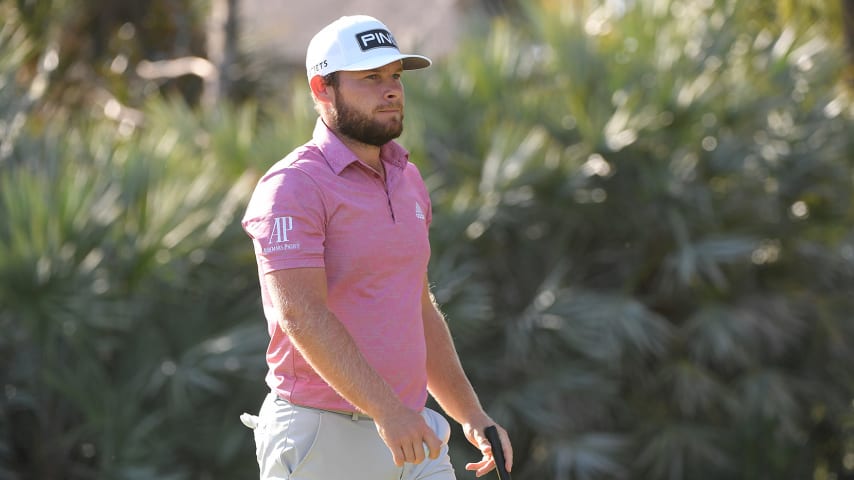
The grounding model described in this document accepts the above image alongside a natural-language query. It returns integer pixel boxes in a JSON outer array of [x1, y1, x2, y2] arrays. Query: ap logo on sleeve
[[264, 216, 300, 253]]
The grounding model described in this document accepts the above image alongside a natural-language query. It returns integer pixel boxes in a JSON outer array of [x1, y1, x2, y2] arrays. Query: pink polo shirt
[[242, 119, 432, 413]]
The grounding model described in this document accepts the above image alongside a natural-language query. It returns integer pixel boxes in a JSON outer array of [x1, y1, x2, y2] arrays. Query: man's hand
[[374, 406, 443, 466], [463, 421, 513, 477]]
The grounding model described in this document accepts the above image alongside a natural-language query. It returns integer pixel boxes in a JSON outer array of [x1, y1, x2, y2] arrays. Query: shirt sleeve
[[242, 166, 326, 273]]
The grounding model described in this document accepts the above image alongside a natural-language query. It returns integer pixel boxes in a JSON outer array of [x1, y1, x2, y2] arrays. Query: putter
[[484, 425, 511, 480]]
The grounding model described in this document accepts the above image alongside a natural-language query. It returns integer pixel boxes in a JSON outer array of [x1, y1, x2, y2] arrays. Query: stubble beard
[[331, 94, 404, 147]]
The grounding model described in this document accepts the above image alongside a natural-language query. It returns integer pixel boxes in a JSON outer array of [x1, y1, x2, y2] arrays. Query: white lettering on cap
[[356, 29, 398, 51]]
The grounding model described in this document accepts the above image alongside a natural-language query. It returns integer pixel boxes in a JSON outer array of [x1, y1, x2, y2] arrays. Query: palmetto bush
[[405, 1, 854, 479], [0, 14, 302, 471], [409, 1, 854, 479], [2, 0, 854, 479], [0, 102, 269, 478]]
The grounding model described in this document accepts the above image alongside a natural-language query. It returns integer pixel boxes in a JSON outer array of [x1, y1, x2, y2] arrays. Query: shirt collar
[[312, 118, 410, 175]]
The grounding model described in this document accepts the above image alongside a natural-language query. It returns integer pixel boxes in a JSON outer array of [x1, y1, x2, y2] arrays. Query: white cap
[[305, 15, 432, 81]]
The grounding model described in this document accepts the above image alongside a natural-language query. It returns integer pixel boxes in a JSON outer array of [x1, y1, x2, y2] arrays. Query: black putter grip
[[484, 425, 511, 480]]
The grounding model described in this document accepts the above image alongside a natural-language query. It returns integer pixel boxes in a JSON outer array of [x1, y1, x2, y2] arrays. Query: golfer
[[240, 14, 512, 480]]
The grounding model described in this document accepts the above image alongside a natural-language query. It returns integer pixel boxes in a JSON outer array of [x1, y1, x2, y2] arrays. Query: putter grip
[[484, 425, 511, 480]]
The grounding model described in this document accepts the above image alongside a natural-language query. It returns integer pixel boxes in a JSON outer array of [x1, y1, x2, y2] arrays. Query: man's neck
[[336, 131, 386, 178]]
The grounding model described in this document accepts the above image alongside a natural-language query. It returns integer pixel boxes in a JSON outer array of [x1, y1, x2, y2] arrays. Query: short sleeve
[[242, 166, 326, 273]]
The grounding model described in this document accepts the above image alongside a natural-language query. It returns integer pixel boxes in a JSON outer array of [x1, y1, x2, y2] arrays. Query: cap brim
[[340, 53, 432, 73]]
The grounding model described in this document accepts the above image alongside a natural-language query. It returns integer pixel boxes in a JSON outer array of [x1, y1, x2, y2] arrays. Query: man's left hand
[[463, 419, 513, 477]]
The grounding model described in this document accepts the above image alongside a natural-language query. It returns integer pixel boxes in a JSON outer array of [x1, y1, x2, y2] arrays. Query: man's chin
[[377, 123, 403, 143], [336, 120, 403, 146]]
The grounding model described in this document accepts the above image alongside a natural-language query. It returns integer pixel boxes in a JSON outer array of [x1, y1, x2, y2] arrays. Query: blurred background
[[1, 0, 854, 478]]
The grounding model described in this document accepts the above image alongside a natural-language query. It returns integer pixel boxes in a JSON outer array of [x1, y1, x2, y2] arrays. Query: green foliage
[[2, 0, 854, 479], [405, 1, 854, 478], [0, 100, 273, 478]]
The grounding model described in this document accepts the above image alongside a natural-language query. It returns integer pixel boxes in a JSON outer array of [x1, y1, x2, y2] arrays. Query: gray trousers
[[242, 393, 456, 480]]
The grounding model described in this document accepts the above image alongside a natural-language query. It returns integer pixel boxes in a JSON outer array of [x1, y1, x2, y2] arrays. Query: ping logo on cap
[[356, 29, 398, 51]]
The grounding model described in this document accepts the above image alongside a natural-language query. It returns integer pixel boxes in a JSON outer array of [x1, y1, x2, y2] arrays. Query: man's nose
[[384, 81, 402, 100]]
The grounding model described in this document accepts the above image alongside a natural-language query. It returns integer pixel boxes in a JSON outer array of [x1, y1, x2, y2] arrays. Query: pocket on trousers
[[423, 408, 452, 444], [254, 400, 323, 479]]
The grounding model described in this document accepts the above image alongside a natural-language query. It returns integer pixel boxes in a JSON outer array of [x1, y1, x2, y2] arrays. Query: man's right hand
[[374, 406, 442, 466]]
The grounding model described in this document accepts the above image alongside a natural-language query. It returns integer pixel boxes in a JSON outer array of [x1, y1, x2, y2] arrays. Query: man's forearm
[[266, 271, 406, 418], [285, 307, 409, 417], [422, 301, 491, 426], [423, 298, 515, 477], [266, 269, 444, 466]]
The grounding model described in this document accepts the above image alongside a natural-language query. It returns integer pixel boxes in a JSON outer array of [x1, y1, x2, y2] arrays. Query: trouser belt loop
[[339, 410, 371, 421]]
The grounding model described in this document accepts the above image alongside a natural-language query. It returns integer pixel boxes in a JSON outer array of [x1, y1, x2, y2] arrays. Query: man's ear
[[309, 76, 333, 104]]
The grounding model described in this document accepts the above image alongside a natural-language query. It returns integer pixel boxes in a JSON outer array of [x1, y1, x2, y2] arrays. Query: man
[[240, 15, 512, 480]]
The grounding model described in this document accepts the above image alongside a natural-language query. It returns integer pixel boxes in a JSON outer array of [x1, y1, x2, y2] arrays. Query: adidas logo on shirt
[[415, 201, 425, 220]]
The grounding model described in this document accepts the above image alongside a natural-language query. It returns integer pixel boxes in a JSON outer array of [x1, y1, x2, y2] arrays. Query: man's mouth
[[376, 105, 402, 113]]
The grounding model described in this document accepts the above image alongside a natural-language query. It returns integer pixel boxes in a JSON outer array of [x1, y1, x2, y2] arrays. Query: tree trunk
[[205, 0, 239, 107]]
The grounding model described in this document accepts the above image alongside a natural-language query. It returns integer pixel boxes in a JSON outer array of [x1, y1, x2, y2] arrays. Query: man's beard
[[330, 94, 403, 147]]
